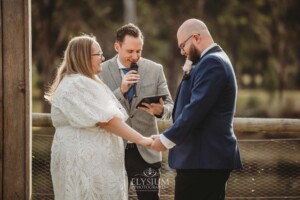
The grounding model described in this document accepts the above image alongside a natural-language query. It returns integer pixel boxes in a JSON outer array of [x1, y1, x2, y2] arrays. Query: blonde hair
[[45, 34, 100, 102]]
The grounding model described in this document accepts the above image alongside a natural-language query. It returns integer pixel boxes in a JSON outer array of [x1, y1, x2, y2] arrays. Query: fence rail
[[32, 113, 300, 133]]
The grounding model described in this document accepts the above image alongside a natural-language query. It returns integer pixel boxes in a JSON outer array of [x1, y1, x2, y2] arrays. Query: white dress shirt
[[117, 56, 128, 76]]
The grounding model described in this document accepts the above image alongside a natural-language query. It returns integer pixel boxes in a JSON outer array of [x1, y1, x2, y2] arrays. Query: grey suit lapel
[[107, 56, 131, 111], [109, 56, 123, 90]]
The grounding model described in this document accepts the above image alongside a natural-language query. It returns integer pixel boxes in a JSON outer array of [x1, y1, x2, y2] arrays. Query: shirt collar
[[201, 43, 218, 58], [117, 55, 128, 70]]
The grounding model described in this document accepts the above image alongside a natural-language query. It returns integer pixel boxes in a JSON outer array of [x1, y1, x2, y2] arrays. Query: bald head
[[177, 18, 214, 54], [177, 19, 208, 38]]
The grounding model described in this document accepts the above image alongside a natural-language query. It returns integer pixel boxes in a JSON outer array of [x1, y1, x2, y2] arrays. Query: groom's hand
[[150, 135, 167, 152]]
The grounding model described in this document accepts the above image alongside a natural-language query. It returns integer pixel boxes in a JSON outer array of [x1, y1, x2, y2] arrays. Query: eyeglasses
[[179, 34, 200, 52], [92, 52, 104, 59]]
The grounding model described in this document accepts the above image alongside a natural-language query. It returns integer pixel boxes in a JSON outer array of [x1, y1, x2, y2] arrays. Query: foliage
[[32, 0, 300, 113]]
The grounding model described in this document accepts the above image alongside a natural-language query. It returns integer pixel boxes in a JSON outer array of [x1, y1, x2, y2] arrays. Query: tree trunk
[[123, 0, 137, 24]]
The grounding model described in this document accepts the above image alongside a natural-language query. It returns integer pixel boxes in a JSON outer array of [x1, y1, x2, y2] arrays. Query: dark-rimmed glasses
[[179, 34, 200, 52]]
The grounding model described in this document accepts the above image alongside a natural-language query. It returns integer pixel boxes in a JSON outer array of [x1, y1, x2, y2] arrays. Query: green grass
[[236, 89, 300, 118], [32, 85, 300, 118]]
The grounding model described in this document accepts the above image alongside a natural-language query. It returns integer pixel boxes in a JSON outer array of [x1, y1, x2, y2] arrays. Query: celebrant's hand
[[138, 98, 164, 117]]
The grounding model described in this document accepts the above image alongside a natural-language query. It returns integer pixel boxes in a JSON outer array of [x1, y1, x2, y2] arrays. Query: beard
[[188, 44, 200, 65]]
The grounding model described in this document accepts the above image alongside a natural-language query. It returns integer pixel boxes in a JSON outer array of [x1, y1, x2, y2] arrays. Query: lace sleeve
[[54, 75, 126, 128]]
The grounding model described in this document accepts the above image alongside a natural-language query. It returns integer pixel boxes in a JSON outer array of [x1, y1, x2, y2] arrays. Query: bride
[[45, 35, 152, 200]]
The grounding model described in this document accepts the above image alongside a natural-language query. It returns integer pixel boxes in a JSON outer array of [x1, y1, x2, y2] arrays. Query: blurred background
[[31, 1, 300, 199], [32, 0, 300, 118]]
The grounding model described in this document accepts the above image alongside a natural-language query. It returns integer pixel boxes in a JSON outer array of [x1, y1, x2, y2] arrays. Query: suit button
[[130, 115, 134, 118]]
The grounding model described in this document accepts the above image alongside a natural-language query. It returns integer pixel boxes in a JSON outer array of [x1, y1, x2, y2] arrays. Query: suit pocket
[[140, 82, 155, 88], [138, 83, 156, 96]]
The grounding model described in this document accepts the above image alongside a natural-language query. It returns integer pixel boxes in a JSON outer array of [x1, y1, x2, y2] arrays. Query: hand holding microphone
[[120, 63, 140, 95], [130, 62, 139, 71]]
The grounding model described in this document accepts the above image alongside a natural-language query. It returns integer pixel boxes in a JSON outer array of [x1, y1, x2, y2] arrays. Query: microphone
[[130, 63, 139, 98]]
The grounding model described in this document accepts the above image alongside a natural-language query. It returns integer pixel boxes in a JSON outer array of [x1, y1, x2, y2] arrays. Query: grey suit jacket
[[98, 55, 173, 163]]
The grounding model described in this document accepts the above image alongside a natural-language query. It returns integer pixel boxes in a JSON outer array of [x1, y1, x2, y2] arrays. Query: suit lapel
[[172, 80, 182, 120], [109, 56, 123, 89], [172, 45, 222, 120], [108, 56, 131, 111]]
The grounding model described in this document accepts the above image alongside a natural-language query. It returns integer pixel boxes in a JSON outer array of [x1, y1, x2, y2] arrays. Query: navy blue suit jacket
[[164, 46, 243, 170]]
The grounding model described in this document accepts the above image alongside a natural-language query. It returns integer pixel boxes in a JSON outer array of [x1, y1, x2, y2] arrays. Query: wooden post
[[0, 0, 32, 199], [0, 1, 2, 197]]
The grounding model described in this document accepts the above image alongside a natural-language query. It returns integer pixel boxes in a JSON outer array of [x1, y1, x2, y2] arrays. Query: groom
[[151, 18, 243, 200]]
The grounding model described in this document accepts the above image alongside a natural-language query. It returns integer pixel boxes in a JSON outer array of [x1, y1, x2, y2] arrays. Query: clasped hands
[[140, 135, 167, 152]]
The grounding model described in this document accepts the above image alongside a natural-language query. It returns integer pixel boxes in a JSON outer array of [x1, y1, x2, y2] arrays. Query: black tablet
[[136, 95, 167, 108]]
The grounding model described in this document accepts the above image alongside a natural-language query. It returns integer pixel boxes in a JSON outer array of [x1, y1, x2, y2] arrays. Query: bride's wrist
[[138, 136, 150, 146]]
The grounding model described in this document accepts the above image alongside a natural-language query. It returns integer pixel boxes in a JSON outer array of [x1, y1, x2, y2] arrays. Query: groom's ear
[[114, 42, 120, 53]]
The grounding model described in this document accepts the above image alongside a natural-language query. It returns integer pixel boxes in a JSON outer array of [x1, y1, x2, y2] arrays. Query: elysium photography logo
[[130, 167, 170, 191], [142, 167, 158, 177]]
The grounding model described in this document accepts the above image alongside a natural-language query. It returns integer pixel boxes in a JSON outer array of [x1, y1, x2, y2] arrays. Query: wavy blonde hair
[[45, 34, 100, 102]]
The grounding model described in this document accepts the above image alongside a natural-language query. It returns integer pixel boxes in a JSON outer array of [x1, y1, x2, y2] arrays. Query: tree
[[32, 0, 123, 112], [123, 0, 137, 24], [32, 0, 300, 113]]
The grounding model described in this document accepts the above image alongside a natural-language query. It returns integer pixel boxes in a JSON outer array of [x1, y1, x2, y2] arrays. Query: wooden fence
[[32, 113, 300, 199], [32, 113, 300, 133]]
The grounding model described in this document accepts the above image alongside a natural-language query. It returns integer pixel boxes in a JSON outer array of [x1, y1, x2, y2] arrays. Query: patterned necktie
[[121, 68, 135, 105]]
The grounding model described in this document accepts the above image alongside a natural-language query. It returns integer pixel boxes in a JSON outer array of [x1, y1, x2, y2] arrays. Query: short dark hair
[[115, 23, 144, 43]]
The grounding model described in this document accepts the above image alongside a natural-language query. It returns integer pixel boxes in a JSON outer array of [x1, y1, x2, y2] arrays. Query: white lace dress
[[50, 74, 128, 200]]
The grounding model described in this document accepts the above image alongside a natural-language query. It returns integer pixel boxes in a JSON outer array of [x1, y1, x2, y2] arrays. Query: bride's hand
[[139, 137, 153, 147]]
